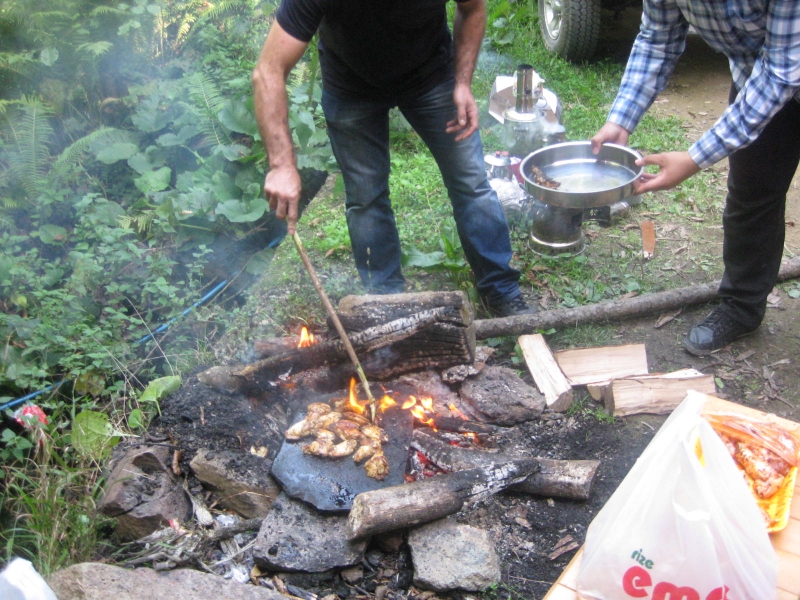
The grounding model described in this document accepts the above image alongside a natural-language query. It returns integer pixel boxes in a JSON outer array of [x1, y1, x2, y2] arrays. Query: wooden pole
[[292, 233, 377, 422], [474, 255, 800, 339]]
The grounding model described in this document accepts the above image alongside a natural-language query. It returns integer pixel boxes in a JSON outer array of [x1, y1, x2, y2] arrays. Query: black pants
[[717, 89, 800, 330]]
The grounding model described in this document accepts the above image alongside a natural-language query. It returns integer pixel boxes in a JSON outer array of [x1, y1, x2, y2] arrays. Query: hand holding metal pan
[[520, 141, 644, 209]]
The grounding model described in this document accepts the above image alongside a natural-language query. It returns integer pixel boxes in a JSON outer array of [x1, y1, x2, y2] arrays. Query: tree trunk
[[346, 458, 539, 540], [474, 255, 800, 339]]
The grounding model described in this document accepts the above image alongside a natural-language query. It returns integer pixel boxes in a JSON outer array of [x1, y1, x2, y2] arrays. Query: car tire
[[538, 0, 601, 62]]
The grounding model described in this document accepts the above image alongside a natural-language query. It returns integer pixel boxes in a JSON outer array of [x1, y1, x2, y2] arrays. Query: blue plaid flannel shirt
[[608, 0, 800, 169]]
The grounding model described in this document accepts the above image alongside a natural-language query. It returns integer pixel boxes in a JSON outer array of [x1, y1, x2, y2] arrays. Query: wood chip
[[641, 221, 656, 259], [515, 517, 532, 529], [654, 308, 681, 329], [734, 350, 756, 362], [553, 534, 575, 550], [549, 541, 580, 561]]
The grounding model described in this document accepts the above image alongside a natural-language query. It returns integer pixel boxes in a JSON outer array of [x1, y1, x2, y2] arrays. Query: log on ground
[[346, 458, 539, 540], [474, 256, 800, 339]]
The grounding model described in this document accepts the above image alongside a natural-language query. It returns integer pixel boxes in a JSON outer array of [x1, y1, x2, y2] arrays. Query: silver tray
[[520, 141, 643, 209]]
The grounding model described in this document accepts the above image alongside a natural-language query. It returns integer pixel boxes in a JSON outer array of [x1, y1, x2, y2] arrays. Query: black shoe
[[486, 295, 537, 318], [683, 308, 758, 356]]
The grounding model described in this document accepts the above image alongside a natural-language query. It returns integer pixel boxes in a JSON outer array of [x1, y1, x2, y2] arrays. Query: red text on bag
[[622, 566, 730, 600]]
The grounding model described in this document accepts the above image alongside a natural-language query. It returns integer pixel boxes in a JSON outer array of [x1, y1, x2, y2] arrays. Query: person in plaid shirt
[[591, 0, 800, 355]]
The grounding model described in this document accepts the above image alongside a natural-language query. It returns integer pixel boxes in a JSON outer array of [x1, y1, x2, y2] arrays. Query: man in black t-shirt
[[252, 0, 534, 316]]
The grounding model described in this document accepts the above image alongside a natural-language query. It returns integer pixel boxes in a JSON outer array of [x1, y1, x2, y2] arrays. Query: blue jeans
[[321, 79, 521, 304]]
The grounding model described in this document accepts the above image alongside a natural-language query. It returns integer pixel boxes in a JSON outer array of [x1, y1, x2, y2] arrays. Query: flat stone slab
[[271, 406, 412, 511], [47, 562, 286, 600], [459, 365, 545, 425], [408, 518, 501, 592], [253, 493, 366, 572]]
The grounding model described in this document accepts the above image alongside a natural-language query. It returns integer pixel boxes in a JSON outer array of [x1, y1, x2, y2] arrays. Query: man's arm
[[688, 0, 800, 170], [252, 21, 309, 235], [447, 0, 485, 141]]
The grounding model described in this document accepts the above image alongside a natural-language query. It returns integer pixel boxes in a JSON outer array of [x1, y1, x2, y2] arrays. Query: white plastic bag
[[0, 558, 58, 600], [576, 391, 777, 600]]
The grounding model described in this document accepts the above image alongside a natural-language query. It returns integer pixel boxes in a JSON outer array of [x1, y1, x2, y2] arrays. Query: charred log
[[411, 429, 599, 501], [346, 458, 539, 540]]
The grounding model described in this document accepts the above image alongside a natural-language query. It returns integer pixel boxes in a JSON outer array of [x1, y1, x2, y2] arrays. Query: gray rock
[[253, 493, 366, 572], [459, 366, 545, 425], [190, 448, 280, 519], [99, 445, 190, 541], [47, 562, 286, 600], [408, 519, 501, 592]]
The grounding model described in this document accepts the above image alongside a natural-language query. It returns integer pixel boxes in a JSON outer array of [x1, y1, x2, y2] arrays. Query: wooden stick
[[474, 255, 800, 339], [292, 232, 377, 422]]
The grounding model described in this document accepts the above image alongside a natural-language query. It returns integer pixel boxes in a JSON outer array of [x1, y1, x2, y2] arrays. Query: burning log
[[411, 429, 599, 501], [335, 291, 476, 379], [237, 307, 448, 379], [432, 417, 502, 436], [346, 458, 540, 540]]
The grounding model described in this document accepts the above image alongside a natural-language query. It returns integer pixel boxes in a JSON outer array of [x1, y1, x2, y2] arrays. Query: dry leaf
[[654, 308, 682, 329]]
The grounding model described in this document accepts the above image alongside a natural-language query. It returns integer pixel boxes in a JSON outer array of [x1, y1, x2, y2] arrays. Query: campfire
[[283, 376, 482, 483]]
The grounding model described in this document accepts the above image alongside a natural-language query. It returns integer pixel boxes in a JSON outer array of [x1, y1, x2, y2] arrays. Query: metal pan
[[520, 141, 643, 209]]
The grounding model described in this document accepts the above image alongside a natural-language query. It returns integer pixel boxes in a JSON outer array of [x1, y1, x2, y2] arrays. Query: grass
[[0, 430, 108, 575]]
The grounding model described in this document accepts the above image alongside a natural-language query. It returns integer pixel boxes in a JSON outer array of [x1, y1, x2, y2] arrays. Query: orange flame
[[347, 378, 366, 415], [379, 395, 397, 412], [401, 396, 417, 410], [297, 327, 315, 348], [463, 432, 478, 442], [420, 396, 433, 411], [448, 403, 469, 420]]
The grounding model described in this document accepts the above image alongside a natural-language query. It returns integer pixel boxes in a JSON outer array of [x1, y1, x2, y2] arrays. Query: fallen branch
[[474, 255, 800, 339]]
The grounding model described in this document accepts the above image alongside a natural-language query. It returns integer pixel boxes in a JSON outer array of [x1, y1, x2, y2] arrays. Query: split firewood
[[411, 429, 599, 500], [554, 343, 649, 387], [346, 458, 539, 540], [474, 255, 800, 339], [607, 369, 716, 416], [641, 221, 656, 259], [519, 334, 573, 412]]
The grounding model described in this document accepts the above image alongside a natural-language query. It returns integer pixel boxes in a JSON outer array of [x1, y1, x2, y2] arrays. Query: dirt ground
[[153, 18, 800, 600]]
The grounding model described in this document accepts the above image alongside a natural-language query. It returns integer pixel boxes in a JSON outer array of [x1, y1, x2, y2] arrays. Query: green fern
[[47, 127, 118, 189], [204, 0, 249, 21], [185, 74, 232, 148], [2, 98, 54, 201]]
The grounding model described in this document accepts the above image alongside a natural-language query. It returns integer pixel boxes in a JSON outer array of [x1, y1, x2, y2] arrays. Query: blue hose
[[1, 273, 237, 413]]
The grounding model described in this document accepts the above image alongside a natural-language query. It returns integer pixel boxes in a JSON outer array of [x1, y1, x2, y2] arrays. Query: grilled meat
[[303, 438, 358, 458], [360, 424, 389, 443], [365, 451, 389, 480], [333, 419, 362, 441], [530, 165, 561, 189], [353, 437, 382, 463]]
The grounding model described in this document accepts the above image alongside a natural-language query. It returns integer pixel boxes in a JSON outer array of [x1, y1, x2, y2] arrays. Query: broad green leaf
[[37, 224, 67, 244], [210, 171, 238, 202], [217, 144, 251, 161], [128, 408, 144, 430], [217, 100, 259, 136], [140, 375, 182, 404], [146, 4, 161, 15], [40, 47, 59, 66], [87, 200, 126, 226], [96, 142, 140, 164], [72, 410, 119, 459], [402, 247, 447, 269], [216, 198, 268, 223], [245, 248, 277, 274], [134, 167, 172, 193]]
